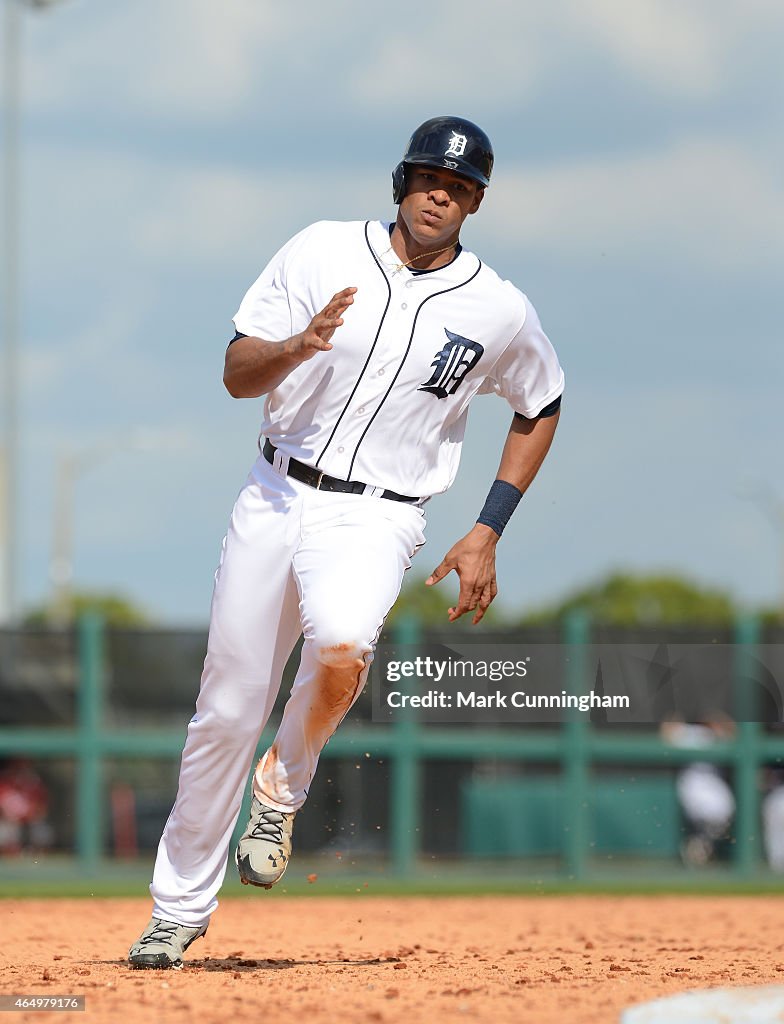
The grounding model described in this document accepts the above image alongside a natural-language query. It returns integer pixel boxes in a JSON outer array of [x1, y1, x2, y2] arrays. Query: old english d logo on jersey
[[418, 329, 484, 400]]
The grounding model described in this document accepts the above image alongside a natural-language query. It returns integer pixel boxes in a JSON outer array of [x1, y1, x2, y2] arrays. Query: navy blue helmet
[[392, 116, 494, 204]]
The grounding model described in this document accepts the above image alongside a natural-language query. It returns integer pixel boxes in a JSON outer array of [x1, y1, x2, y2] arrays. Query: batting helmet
[[392, 116, 494, 204]]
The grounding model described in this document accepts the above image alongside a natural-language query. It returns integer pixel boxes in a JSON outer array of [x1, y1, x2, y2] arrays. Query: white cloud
[[9, 0, 781, 623], [349, 0, 784, 108], [346, 8, 548, 111], [586, 0, 783, 95], [26, 139, 392, 270], [22, 0, 784, 124], [67, 135, 784, 273], [473, 138, 784, 273], [22, 283, 159, 397], [25, 0, 292, 116], [423, 374, 783, 616], [567, 0, 723, 97]]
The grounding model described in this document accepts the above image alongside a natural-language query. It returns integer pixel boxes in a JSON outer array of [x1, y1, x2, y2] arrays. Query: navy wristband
[[476, 479, 523, 538]]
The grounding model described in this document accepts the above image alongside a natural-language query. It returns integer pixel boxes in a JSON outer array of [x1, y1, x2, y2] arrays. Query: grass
[[1, 855, 784, 899]]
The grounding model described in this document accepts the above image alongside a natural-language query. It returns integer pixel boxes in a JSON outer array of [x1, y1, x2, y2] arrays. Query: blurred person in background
[[661, 716, 735, 865], [0, 758, 53, 855]]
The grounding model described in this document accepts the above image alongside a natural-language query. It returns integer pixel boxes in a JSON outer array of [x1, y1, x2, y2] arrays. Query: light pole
[[49, 445, 114, 626], [737, 482, 784, 622], [1, 0, 22, 623], [1, 0, 68, 624], [754, 491, 784, 623]]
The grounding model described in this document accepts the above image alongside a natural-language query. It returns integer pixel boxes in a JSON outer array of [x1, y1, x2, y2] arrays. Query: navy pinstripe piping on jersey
[[315, 222, 392, 470], [346, 259, 483, 481]]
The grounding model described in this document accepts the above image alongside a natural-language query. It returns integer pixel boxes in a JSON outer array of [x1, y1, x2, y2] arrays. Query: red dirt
[[2, 895, 783, 1023]]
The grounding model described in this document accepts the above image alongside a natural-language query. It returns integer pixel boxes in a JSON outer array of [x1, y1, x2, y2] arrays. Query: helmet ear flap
[[392, 162, 406, 205]]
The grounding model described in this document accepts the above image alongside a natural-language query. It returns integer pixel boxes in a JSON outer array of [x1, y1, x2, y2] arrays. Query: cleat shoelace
[[249, 807, 287, 846], [138, 921, 181, 949]]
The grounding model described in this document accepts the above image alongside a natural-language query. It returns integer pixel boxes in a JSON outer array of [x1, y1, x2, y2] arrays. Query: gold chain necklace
[[385, 242, 457, 273]]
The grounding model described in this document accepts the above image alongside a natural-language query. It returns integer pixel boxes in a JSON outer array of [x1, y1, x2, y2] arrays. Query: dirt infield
[[2, 895, 783, 1023]]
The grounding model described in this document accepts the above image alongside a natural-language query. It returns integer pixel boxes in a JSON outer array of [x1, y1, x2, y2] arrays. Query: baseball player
[[129, 116, 564, 969]]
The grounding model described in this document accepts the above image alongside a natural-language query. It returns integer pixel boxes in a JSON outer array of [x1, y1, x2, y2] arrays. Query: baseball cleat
[[235, 796, 296, 889], [128, 917, 208, 969]]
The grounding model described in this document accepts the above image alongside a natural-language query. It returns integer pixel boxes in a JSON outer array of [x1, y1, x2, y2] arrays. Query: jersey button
[[401, 302, 408, 310], [337, 446, 345, 453], [377, 369, 385, 376], [358, 407, 365, 414]]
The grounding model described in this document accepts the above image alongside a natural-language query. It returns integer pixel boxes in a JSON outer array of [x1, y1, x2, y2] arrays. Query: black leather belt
[[263, 440, 420, 504]]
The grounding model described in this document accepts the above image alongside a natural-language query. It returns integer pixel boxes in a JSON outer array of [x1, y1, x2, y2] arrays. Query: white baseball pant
[[676, 763, 735, 838], [149, 452, 426, 927], [763, 786, 784, 871]]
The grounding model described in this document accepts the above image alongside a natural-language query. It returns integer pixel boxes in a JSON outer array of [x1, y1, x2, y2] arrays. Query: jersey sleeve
[[478, 294, 564, 418], [232, 224, 315, 341]]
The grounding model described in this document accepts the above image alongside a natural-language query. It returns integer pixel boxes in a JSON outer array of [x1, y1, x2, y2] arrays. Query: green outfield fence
[[0, 612, 782, 880]]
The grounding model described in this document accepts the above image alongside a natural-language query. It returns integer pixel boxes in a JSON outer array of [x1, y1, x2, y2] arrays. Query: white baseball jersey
[[233, 219, 564, 498]]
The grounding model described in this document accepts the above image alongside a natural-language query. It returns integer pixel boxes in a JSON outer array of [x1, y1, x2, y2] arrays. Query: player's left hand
[[425, 524, 499, 625]]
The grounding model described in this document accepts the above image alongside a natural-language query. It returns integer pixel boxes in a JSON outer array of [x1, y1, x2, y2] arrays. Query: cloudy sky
[[3, 0, 782, 624]]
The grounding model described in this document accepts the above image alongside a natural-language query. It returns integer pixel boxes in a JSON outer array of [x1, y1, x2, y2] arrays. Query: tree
[[758, 605, 784, 627], [519, 572, 737, 626], [24, 591, 150, 627]]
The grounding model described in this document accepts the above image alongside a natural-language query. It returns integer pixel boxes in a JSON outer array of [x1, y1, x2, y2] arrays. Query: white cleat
[[235, 796, 296, 889]]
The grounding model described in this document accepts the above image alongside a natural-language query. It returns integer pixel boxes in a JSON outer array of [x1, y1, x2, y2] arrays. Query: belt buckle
[[314, 470, 324, 490]]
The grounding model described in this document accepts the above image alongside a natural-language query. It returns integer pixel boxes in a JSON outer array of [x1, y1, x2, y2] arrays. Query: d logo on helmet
[[445, 133, 468, 158]]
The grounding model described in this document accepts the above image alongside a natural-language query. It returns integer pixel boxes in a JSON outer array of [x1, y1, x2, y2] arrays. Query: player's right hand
[[288, 288, 357, 360]]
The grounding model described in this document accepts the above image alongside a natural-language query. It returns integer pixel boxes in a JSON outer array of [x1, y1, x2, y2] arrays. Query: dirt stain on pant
[[307, 643, 367, 750], [253, 742, 279, 803], [254, 644, 369, 807]]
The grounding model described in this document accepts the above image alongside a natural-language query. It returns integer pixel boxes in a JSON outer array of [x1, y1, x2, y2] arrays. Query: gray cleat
[[128, 917, 208, 969], [235, 796, 296, 889]]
